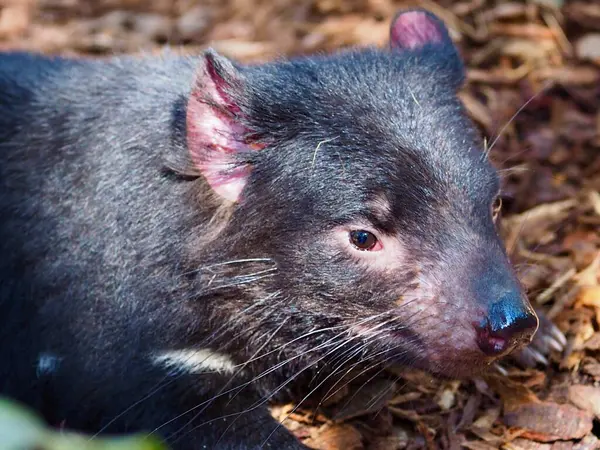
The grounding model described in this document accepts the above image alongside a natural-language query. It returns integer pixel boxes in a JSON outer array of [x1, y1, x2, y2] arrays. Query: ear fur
[[389, 9, 465, 88], [186, 50, 260, 203]]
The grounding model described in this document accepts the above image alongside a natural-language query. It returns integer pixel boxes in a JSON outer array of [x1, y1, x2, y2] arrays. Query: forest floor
[[1, 0, 599, 449]]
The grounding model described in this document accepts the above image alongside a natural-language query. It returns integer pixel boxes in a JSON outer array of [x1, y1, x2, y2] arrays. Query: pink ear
[[389, 9, 447, 51], [186, 50, 261, 203]]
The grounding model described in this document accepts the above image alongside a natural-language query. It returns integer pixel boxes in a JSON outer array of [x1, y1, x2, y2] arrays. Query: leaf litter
[[0, 0, 599, 448]]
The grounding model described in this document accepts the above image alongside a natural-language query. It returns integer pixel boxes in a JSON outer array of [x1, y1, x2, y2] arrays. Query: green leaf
[[0, 398, 47, 448], [0, 397, 168, 450]]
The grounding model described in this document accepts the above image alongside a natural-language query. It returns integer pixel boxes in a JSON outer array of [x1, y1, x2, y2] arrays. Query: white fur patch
[[36, 353, 61, 377], [152, 349, 237, 375]]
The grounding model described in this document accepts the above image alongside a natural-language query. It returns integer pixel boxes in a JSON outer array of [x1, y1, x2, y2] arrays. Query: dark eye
[[492, 196, 502, 221], [349, 230, 378, 251]]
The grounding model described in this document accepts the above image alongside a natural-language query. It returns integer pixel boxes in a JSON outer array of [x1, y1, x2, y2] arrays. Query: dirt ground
[[1, 0, 599, 449]]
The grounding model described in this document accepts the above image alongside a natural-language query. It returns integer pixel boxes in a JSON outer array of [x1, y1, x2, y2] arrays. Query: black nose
[[474, 292, 539, 357]]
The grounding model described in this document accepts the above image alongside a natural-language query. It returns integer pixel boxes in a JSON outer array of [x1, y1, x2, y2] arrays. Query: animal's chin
[[390, 354, 496, 380], [429, 359, 496, 379], [375, 337, 498, 380]]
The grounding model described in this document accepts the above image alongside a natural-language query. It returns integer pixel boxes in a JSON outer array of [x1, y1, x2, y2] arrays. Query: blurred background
[[0, 1, 599, 449]]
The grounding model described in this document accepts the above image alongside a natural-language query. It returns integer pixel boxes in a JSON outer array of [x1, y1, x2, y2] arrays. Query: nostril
[[474, 317, 511, 356], [474, 303, 539, 357]]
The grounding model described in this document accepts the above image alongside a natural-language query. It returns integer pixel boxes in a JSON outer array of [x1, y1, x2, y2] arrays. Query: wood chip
[[503, 402, 594, 442]]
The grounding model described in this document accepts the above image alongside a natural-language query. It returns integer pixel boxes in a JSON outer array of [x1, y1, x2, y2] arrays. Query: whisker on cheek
[[267, 341, 413, 449], [179, 258, 276, 277], [331, 361, 393, 415], [160, 324, 359, 443], [91, 296, 279, 439], [256, 342, 395, 448], [316, 346, 401, 409], [170, 334, 355, 446], [309, 313, 431, 411]]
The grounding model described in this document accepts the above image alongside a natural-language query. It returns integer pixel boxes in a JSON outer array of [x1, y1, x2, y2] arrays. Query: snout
[[474, 291, 539, 357]]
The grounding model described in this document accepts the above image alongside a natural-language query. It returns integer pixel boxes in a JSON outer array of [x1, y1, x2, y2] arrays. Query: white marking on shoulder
[[152, 349, 237, 375], [36, 353, 62, 377]]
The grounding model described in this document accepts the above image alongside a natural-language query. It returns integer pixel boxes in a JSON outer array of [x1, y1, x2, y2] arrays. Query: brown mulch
[[1, 0, 599, 449]]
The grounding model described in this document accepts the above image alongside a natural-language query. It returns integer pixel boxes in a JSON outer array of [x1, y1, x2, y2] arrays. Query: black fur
[[0, 11, 536, 450]]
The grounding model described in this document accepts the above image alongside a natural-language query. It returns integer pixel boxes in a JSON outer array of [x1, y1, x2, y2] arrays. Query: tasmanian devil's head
[[182, 8, 539, 379]]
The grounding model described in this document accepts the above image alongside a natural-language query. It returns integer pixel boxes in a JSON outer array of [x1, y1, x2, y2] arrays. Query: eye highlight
[[349, 230, 380, 251]]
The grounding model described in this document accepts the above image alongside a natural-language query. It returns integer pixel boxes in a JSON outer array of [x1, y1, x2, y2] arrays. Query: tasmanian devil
[[0, 8, 565, 450]]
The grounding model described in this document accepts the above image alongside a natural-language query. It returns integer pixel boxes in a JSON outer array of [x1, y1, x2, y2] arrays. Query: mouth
[[379, 334, 508, 380], [348, 320, 504, 380]]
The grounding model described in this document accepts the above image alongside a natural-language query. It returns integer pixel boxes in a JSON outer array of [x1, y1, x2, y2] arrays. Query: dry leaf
[[567, 385, 600, 419], [576, 34, 600, 62], [303, 424, 364, 450], [503, 402, 594, 442], [484, 374, 540, 412]]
